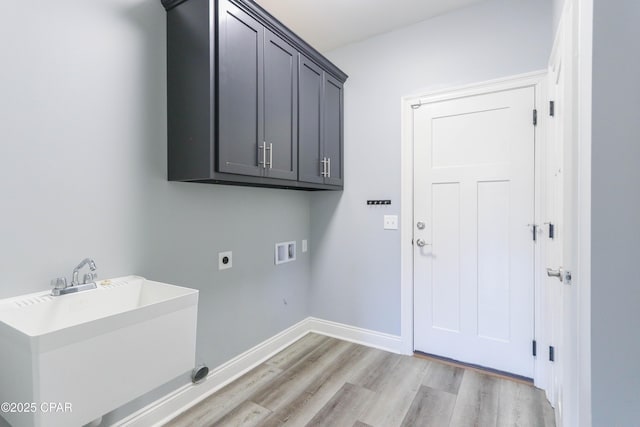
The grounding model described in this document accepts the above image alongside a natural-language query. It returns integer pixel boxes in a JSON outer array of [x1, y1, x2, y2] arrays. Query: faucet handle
[[83, 272, 97, 284], [51, 277, 68, 290]]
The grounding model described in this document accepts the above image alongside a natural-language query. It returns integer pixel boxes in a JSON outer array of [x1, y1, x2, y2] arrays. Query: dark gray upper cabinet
[[298, 56, 324, 185], [263, 29, 298, 181], [298, 56, 344, 186], [162, 0, 347, 190], [218, 1, 264, 177], [322, 73, 344, 186]]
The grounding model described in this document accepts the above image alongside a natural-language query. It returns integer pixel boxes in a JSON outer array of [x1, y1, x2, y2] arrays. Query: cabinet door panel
[[323, 74, 343, 186], [218, 1, 264, 176], [264, 30, 298, 180], [298, 56, 324, 184]]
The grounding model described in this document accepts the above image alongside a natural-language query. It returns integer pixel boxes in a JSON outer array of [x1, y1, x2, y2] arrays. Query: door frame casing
[[399, 71, 548, 387]]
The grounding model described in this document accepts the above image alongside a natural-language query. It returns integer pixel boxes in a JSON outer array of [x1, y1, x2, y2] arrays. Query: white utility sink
[[0, 276, 199, 427]]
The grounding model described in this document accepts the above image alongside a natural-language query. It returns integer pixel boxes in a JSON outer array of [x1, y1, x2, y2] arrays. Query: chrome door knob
[[416, 221, 425, 230], [547, 268, 563, 282], [416, 238, 427, 247]]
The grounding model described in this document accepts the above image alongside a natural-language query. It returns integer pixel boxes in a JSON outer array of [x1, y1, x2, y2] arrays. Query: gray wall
[[0, 1, 151, 297], [310, 0, 553, 335], [0, 0, 311, 424], [591, 0, 640, 424]]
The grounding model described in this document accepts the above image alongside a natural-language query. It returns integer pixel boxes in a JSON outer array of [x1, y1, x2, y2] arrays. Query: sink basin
[[0, 276, 198, 427]]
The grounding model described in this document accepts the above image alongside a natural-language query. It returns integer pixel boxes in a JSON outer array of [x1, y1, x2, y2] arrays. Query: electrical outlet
[[384, 215, 398, 230], [218, 251, 232, 270]]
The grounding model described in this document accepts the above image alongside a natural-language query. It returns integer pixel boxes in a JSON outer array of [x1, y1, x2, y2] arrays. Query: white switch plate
[[218, 251, 232, 270], [302, 239, 308, 253], [384, 215, 398, 230]]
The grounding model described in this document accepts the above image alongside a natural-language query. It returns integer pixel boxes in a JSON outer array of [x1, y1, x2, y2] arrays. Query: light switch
[[302, 239, 308, 253], [384, 215, 398, 230]]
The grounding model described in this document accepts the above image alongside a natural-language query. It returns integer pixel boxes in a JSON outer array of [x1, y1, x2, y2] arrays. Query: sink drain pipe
[[191, 364, 209, 384]]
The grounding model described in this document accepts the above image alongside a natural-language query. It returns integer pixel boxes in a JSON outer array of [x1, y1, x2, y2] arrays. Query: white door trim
[[400, 71, 548, 386]]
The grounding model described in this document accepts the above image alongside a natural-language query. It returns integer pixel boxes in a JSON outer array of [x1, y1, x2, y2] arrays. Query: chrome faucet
[[72, 258, 97, 286], [51, 258, 98, 296]]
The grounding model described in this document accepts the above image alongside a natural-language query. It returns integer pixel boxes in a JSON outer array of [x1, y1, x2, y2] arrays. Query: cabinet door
[[323, 74, 344, 186], [218, 0, 264, 176], [263, 29, 298, 181], [298, 56, 324, 184]]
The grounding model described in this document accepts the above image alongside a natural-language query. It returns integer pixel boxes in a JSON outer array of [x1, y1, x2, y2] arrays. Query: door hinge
[[532, 340, 537, 357], [533, 109, 538, 126], [546, 222, 555, 239], [549, 101, 555, 117], [549, 345, 555, 362], [528, 224, 538, 242]]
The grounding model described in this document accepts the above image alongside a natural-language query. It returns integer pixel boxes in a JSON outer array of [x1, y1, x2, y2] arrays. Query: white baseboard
[[305, 317, 404, 355], [115, 317, 402, 427]]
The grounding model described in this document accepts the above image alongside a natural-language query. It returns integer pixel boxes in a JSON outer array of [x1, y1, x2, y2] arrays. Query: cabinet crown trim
[[160, 0, 348, 82], [230, 0, 347, 82]]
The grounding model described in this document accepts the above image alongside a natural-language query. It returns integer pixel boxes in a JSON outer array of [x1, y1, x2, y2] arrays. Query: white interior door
[[413, 86, 536, 378], [544, 4, 575, 422], [544, 50, 565, 415]]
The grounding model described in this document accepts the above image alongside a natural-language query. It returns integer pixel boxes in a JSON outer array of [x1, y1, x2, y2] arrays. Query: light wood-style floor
[[166, 333, 555, 427]]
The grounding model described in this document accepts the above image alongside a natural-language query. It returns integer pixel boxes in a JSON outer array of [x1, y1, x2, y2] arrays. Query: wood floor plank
[[359, 356, 431, 427], [165, 334, 556, 427], [421, 360, 465, 395], [297, 340, 372, 396], [304, 383, 374, 427], [449, 370, 501, 427], [266, 333, 330, 371], [210, 401, 272, 427], [540, 390, 557, 427], [258, 342, 377, 427], [414, 353, 534, 386], [359, 353, 402, 392], [349, 350, 401, 392], [496, 380, 556, 427], [257, 392, 315, 427], [249, 337, 352, 411], [400, 385, 457, 427], [165, 363, 282, 426]]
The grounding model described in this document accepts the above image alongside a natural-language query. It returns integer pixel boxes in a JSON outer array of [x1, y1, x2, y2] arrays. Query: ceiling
[[254, 0, 486, 52]]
